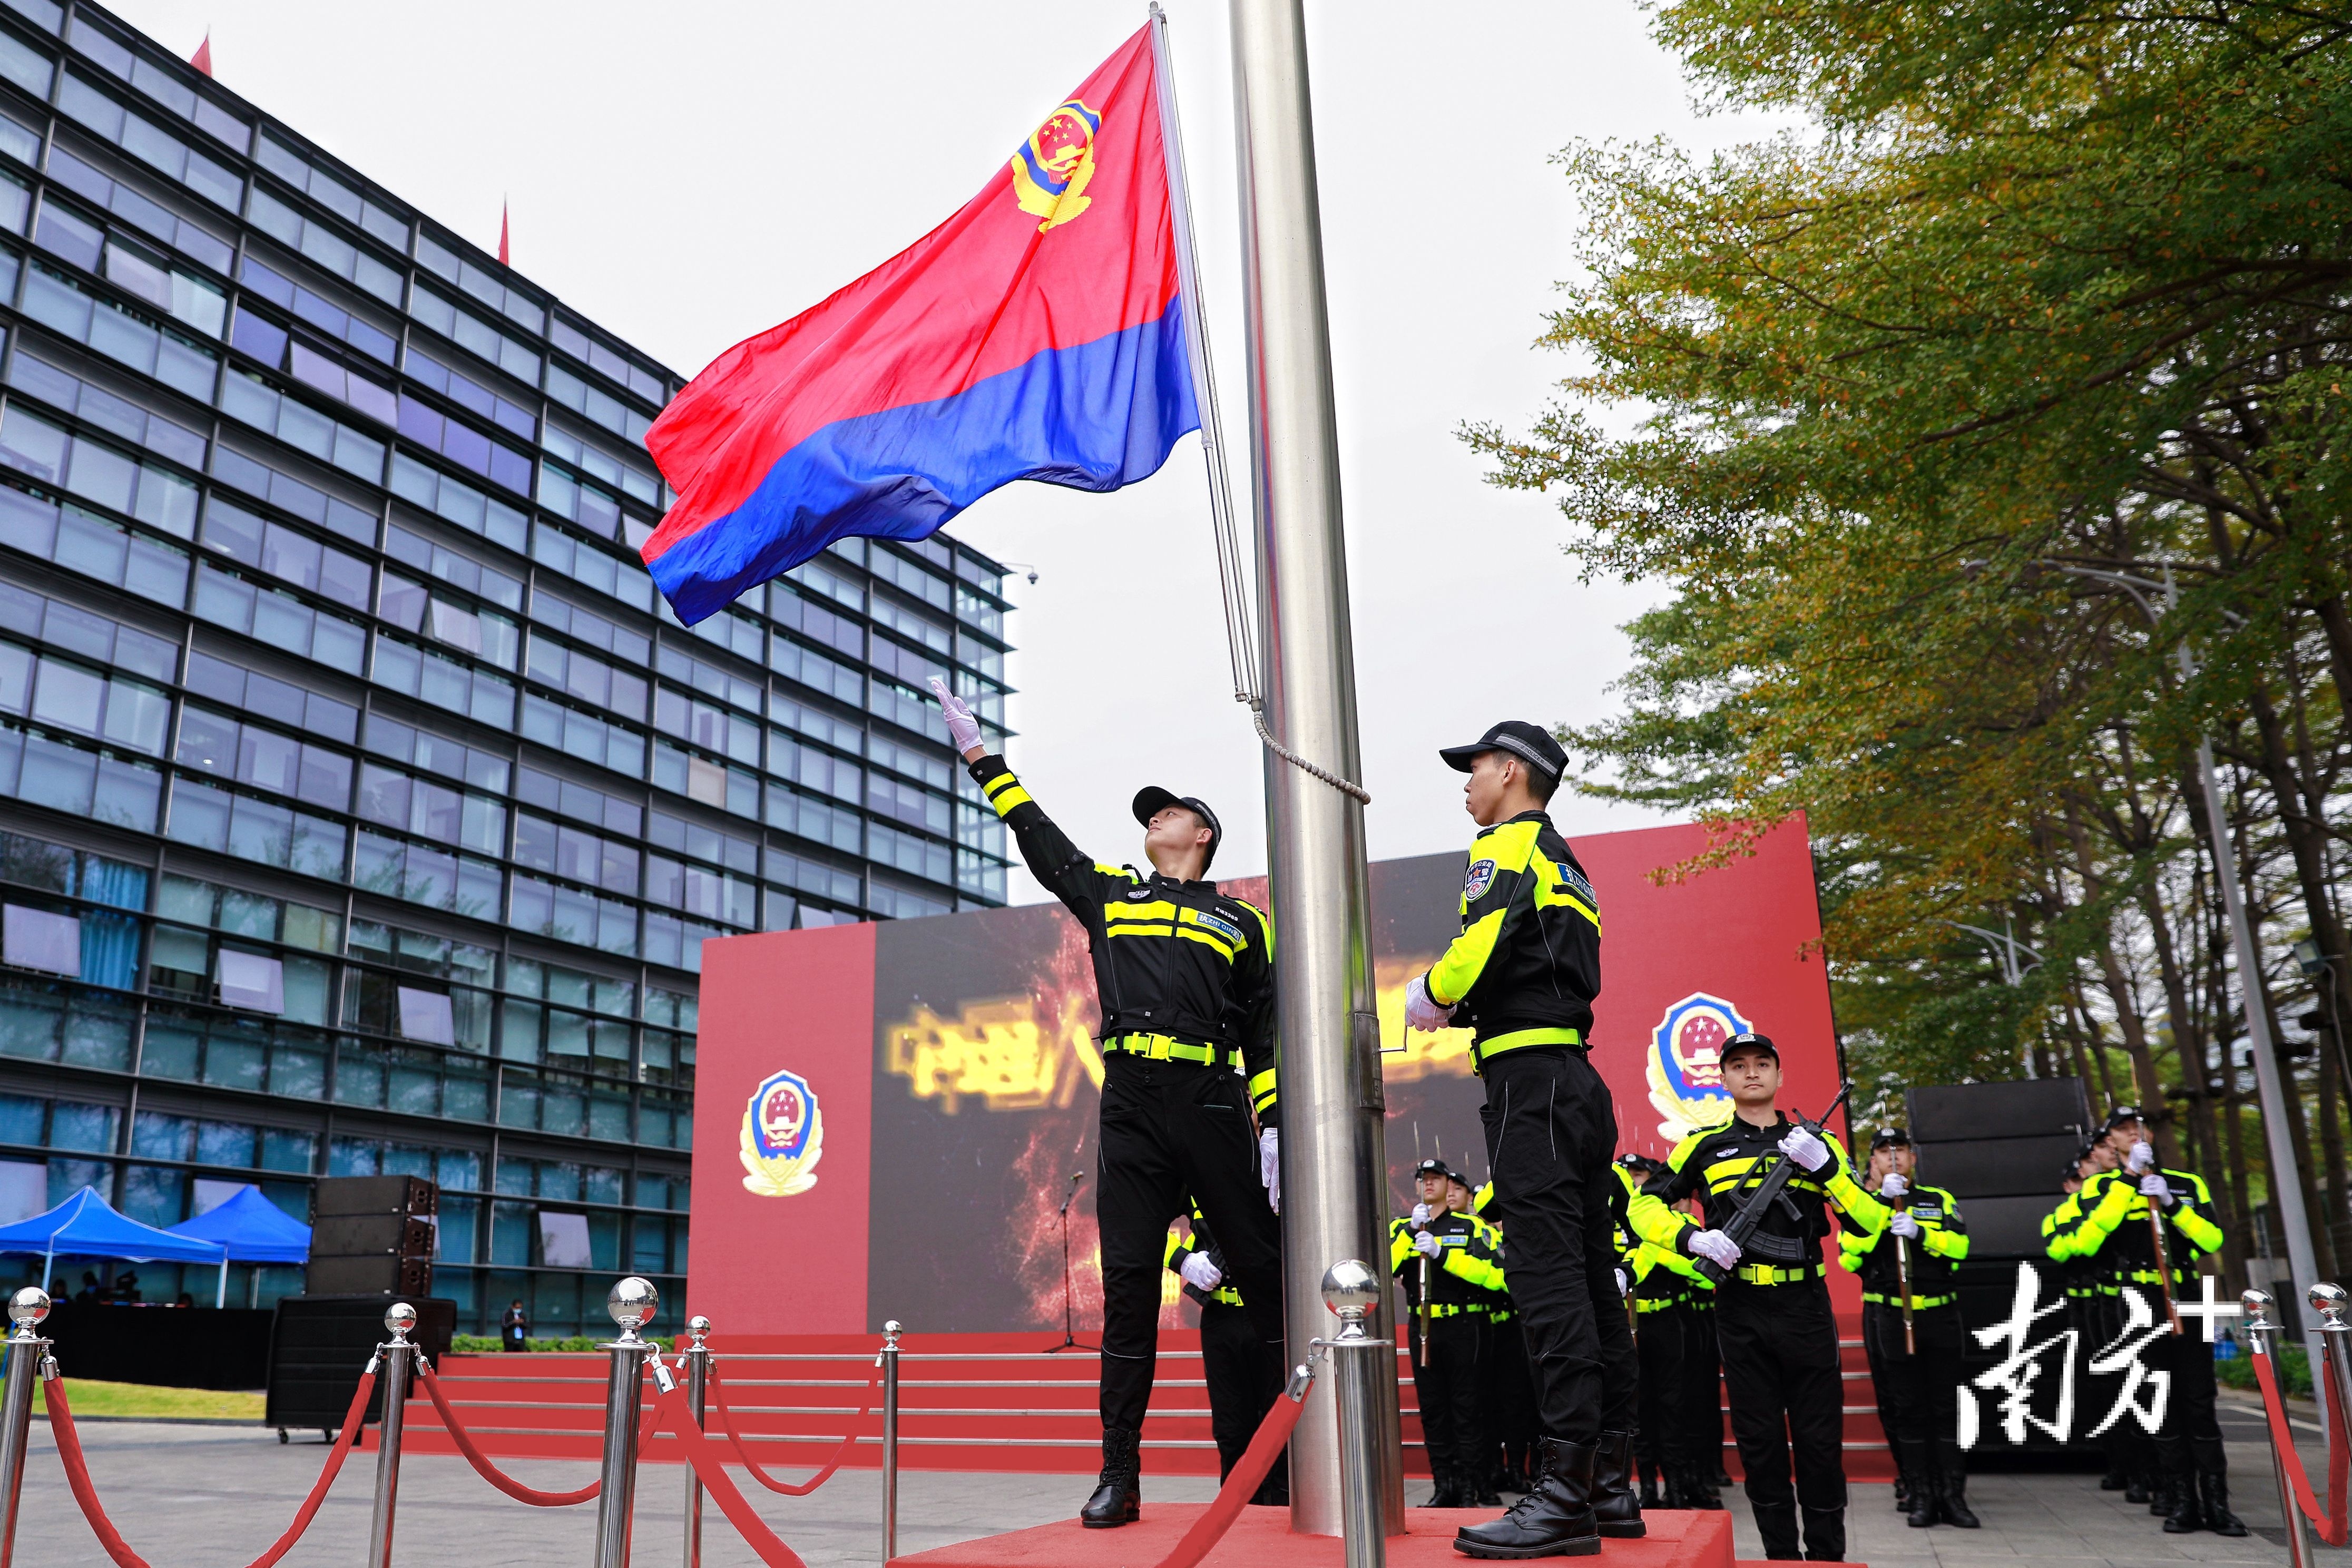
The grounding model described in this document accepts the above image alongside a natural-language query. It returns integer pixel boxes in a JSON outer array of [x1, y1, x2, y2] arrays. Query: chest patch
[[1464, 859, 1497, 900], [1194, 911, 1243, 945], [1124, 886, 1153, 900], [1912, 1206, 1942, 1221]]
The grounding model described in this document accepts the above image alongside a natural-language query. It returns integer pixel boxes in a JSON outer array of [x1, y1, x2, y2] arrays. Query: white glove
[[1179, 1250, 1223, 1292], [1689, 1229, 1741, 1270], [1614, 1267, 1629, 1299], [1779, 1126, 1831, 1172], [2128, 1140, 2155, 1174], [2139, 1173, 2173, 1207], [1878, 1172, 1908, 1199], [1405, 974, 1454, 1033], [1413, 1229, 1442, 1259], [1888, 1210, 1920, 1239], [1260, 1128, 1279, 1214], [927, 677, 983, 756], [1411, 1203, 1434, 1227]]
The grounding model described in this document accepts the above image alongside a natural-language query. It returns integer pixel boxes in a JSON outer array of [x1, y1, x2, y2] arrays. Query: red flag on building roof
[[190, 31, 212, 77], [497, 201, 510, 267]]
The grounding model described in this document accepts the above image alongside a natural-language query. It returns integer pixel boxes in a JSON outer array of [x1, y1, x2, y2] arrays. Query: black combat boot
[[2156, 1437, 2201, 1533], [1751, 1501, 1802, 1561], [1592, 1430, 1645, 1537], [1935, 1440, 1979, 1528], [1079, 1426, 1141, 1528], [1455, 1436, 1603, 1559], [1472, 1465, 1506, 1508], [1899, 1437, 1932, 1524], [1799, 1504, 1847, 1562], [1424, 1465, 1454, 1509], [2182, 1457, 2239, 1542], [1640, 1458, 1662, 1511]]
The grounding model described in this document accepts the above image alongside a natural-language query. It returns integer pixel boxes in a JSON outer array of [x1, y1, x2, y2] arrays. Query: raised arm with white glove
[[928, 677, 984, 760]]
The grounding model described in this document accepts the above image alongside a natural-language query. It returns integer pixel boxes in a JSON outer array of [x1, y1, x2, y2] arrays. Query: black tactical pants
[[1478, 1045, 1629, 1442], [1684, 1302, 1725, 1475], [1861, 1301, 1964, 1446], [1198, 1298, 1261, 1478], [1634, 1302, 1685, 1471], [2149, 1322, 2223, 1475], [1409, 1310, 1489, 1478], [1096, 1056, 1283, 1437], [1718, 1278, 1846, 1560]]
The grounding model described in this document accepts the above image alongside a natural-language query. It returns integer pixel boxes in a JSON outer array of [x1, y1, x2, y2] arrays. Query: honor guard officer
[[2044, 1140, 2128, 1496], [1403, 721, 1631, 1559], [932, 681, 1283, 1528], [1616, 1154, 1714, 1512], [1390, 1159, 1508, 1508], [2070, 1106, 2242, 1537], [1839, 1129, 1977, 1530], [1634, 1031, 1886, 1563], [1164, 1203, 1285, 1504]]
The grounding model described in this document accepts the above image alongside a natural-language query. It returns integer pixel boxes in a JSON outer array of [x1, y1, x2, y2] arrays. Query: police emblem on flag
[[740, 1068, 825, 1197], [1009, 99, 1100, 232]]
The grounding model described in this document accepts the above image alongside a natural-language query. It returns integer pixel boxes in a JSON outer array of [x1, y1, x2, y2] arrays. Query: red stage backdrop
[[688, 815, 1850, 1335]]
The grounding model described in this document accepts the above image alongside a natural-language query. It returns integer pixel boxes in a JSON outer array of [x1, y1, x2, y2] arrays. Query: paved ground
[[5, 1392, 2337, 1567]]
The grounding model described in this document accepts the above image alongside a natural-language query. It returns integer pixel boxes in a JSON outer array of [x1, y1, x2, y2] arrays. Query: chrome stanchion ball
[[384, 1301, 418, 1339], [607, 1277, 660, 1331], [7, 1287, 48, 1329], [1319, 1260, 1380, 1319]]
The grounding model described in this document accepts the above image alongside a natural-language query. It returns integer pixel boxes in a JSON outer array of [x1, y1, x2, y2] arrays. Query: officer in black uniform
[[933, 682, 1282, 1528], [1615, 1154, 1710, 1511], [1390, 1158, 1508, 1508], [1404, 720, 1632, 1559], [2043, 1140, 2123, 1494], [1838, 1128, 1977, 1530], [1473, 1179, 1542, 1496], [1164, 1203, 1285, 1503], [1633, 1031, 1885, 1562], [2069, 1106, 2243, 1536]]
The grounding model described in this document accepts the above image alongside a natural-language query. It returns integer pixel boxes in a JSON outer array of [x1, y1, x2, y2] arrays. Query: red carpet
[[886, 1505, 1863, 1568]]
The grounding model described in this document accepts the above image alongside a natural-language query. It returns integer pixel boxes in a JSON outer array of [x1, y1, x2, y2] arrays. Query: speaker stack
[[304, 1174, 438, 1297], [265, 1174, 450, 1440]]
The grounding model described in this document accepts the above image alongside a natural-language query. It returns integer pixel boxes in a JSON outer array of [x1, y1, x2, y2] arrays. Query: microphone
[[1060, 1171, 1085, 1216]]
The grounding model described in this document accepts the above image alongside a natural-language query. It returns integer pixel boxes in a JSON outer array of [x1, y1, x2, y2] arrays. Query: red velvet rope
[[650, 1381, 810, 1568], [44, 1366, 376, 1568], [2251, 1344, 2351, 1546], [1149, 1374, 1312, 1568], [704, 1364, 882, 1495], [415, 1358, 654, 1506]]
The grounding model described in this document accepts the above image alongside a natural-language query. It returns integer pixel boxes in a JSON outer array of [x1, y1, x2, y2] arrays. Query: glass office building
[[0, 0, 1014, 1332]]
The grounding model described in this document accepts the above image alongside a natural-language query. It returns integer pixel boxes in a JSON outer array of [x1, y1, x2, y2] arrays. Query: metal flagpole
[[1220, 0, 1402, 1536]]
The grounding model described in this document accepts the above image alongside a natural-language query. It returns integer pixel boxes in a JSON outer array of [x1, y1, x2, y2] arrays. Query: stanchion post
[[367, 1302, 419, 1568], [595, 1277, 661, 1568], [2246, 1290, 2315, 1568], [2313, 1283, 2349, 1476], [0, 1287, 52, 1568], [879, 1319, 902, 1563], [1309, 1262, 1389, 1568], [679, 1315, 710, 1568]]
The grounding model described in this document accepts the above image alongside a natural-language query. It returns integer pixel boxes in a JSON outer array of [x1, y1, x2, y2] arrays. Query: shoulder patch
[[1464, 859, 1497, 900], [1557, 861, 1596, 905]]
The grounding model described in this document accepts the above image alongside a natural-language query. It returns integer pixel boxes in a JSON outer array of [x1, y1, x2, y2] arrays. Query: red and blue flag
[[642, 25, 1195, 624]]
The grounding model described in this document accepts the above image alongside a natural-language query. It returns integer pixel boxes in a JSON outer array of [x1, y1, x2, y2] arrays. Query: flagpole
[[1221, 0, 1403, 1539]]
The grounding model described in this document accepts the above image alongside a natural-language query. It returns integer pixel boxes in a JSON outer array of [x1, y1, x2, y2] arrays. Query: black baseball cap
[[1720, 1031, 1778, 1063], [2104, 1104, 2145, 1130], [1412, 1157, 1455, 1183], [1870, 1126, 1913, 1151], [1132, 787, 1222, 871], [1438, 721, 1567, 788]]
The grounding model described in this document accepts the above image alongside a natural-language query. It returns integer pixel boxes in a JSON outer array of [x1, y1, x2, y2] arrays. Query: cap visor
[[1131, 786, 1183, 829], [1437, 743, 1488, 775]]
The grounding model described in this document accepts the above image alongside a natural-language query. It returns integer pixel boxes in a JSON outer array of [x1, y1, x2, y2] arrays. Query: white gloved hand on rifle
[[1878, 1172, 1908, 1200], [1405, 974, 1454, 1033], [1615, 1267, 1629, 1299], [1888, 1210, 1920, 1239], [2139, 1173, 2174, 1207], [1689, 1229, 1741, 1270], [2127, 1140, 2155, 1174], [1178, 1250, 1223, 1292], [1778, 1125, 1832, 1173], [1260, 1129, 1280, 1214], [1411, 1203, 1434, 1228], [928, 677, 984, 758], [1414, 1229, 1442, 1259]]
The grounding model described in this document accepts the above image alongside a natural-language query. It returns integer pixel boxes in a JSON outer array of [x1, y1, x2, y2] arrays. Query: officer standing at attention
[[1164, 1203, 1286, 1504], [1839, 1128, 1977, 1530], [2069, 1106, 2242, 1536], [2044, 1140, 2128, 1496], [1633, 1032, 1886, 1563], [1390, 1158, 1507, 1508], [1402, 721, 1633, 1559], [931, 681, 1282, 1529]]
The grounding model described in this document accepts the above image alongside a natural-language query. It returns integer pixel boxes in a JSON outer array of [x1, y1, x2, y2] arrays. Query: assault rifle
[[1690, 1080, 1855, 1287]]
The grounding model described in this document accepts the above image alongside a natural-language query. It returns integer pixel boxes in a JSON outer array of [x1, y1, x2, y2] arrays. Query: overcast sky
[[114, 1, 1783, 903]]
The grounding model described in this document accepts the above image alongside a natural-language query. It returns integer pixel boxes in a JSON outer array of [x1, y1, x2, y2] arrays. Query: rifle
[[1890, 1183, 1915, 1354], [2140, 1168, 2184, 1336], [1690, 1081, 1856, 1287]]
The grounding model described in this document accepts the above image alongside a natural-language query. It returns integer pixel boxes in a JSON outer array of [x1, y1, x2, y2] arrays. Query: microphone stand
[[1045, 1172, 1099, 1353]]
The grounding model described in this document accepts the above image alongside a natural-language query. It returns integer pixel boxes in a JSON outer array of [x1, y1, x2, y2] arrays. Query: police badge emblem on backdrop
[[740, 1068, 825, 1197]]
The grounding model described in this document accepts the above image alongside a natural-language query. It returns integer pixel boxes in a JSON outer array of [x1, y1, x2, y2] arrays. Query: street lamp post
[[2045, 563, 2322, 1334]]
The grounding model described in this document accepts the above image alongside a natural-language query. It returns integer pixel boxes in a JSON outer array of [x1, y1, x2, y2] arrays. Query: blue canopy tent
[[168, 1185, 310, 1305], [0, 1186, 230, 1303]]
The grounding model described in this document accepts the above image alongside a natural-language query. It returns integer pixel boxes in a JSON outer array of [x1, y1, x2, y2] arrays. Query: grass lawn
[[47, 1379, 263, 1422]]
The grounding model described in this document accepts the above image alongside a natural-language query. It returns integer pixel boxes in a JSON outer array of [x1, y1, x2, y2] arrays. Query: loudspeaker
[[304, 1255, 431, 1297], [310, 1213, 435, 1260], [265, 1296, 456, 1436], [311, 1174, 436, 1220]]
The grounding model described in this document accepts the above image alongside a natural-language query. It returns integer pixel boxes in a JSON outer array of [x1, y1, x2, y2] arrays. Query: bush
[[445, 1334, 609, 1354], [2216, 1343, 2312, 1398]]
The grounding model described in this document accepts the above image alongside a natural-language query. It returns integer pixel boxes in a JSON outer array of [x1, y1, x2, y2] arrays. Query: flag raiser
[[641, 24, 1199, 625]]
